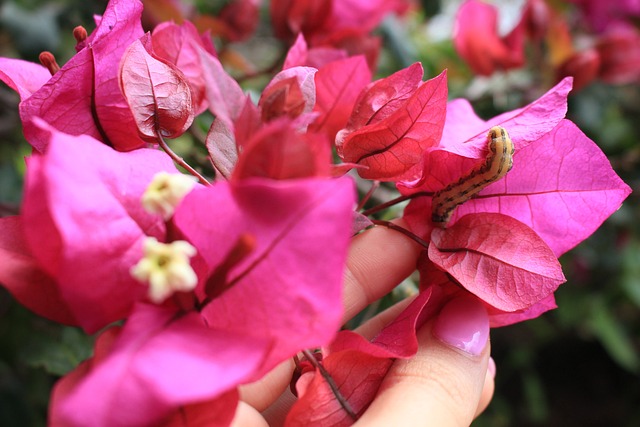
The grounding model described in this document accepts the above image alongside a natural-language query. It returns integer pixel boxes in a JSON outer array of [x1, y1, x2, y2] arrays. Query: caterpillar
[[431, 126, 514, 227]]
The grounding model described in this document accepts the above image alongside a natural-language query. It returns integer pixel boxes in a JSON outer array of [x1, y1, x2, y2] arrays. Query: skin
[[232, 224, 495, 426]]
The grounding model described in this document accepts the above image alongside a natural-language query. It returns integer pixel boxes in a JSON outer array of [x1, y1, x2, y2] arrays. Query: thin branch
[[371, 219, 430, 249], [357, 180, 380, 211], [157, 134, 211, 186], [360, 191, 431, 217]]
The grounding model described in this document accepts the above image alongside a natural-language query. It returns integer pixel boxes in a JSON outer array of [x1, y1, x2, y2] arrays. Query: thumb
[[355, 296, 492, 427]]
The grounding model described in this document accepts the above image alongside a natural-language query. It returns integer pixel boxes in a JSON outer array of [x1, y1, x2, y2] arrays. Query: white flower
[[141, 172, 197, 220], [131, 237, 198, 303]]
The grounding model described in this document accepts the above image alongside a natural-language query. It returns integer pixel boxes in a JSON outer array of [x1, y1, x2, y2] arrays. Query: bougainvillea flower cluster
[[0, 0, 631, 425]]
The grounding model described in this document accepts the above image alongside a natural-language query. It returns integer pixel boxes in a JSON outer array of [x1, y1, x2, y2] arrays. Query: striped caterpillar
[[431, 126, 514, 227]]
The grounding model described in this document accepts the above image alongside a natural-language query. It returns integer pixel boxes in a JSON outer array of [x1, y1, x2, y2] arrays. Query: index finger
[[342, 222, 423, 323]]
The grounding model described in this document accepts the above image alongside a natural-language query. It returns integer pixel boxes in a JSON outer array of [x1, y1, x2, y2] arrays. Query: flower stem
[[357, 180, 380, 211], [157, 134, 211, 186], [371, 219, 430, 249], [360, 191, 431, 217]]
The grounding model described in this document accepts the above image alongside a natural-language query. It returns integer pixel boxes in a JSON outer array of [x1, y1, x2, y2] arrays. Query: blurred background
[[0, 0, 638, 426]]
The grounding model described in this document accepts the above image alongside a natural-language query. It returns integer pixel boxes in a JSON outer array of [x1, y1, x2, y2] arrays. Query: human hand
[[232, 224, 495, 426]]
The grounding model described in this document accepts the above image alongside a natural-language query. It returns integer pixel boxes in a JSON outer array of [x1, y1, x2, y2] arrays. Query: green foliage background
[[0, 1, 638, 426]]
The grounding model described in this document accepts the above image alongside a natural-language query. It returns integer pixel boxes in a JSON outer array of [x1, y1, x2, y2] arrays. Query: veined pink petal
[[429, 213, 565, 312], [57, 304, 264, 427], [0, 58, 51, 100], [18, 0, 147, 152], [173, 176, 355, 374], [311, 55, 372, 142], [286, 290, 434, 426], [120, 37, 194, 141], [152, 20, 217, 113], [453, 120, 632, 256], [338, 70, 447, 181]]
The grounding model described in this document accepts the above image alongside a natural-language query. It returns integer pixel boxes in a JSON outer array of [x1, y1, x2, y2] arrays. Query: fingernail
[[488, 357, 496, 378], [433, 296, 489, 356]]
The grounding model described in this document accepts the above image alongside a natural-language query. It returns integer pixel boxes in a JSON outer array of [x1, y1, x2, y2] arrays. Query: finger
[[343, 223, 422, 323], [238, 359, 295, 411], [355, 296, 491, 427], [475, 358, 495, 417], [241, 223, 421, 415], [230, 401, 269, 427]]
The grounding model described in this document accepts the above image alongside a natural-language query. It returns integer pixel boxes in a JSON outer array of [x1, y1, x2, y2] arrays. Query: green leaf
[[22, 327, 93, 376], [587, 301, 639, 373]]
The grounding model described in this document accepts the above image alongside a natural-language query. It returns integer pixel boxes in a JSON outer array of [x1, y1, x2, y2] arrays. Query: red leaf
[[310, 55, 372, 142], [56, 305, 263, 427], [120, 36, 194, 141], [160, 390, 239, 427], [232, 119, 332, 180], [259, 66, 317, 122], [340, 62, 423, 134], [337, 70, 447, 181], [429, 213, 565, 311], [199, 48, 247, 127], [151, 20, 217, 114], [286, 291, 435, 426], [286, 350, 393, 426]]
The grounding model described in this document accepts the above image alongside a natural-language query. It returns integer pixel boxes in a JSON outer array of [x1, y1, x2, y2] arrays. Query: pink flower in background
[[271, 0, 411, 69], [569, 0, 640, 32], [595, 24, 640, 84], [453, 0, 526, 76]]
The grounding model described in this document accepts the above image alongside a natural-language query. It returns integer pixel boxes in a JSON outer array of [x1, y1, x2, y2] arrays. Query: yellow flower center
[[141, 172, 197, 220], [130, 237, 198, 303]]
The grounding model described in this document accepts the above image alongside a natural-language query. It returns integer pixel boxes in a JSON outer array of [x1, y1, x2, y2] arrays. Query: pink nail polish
[[433, 296, 489, 356]]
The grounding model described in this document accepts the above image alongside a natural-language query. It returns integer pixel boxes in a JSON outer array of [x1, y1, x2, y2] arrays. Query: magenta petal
[[455, 120, 632, 256], [311, 55, 372, 141], [59, 304, 264, 427], [0, 58, 50, 100], [442, 78, 572, 159], [21, 122, 176, 332], [173, 177, 355, 374], [429, 213, 565, 312], [0, 216, 77, 325], [19, 0, 146, 152], [199, 49, 247, 128], [488, 294, 557, 327]]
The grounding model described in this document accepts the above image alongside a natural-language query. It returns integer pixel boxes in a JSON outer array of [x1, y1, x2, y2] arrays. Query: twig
[[371, 219, 430, 249], [157, 134, 211, 186]]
